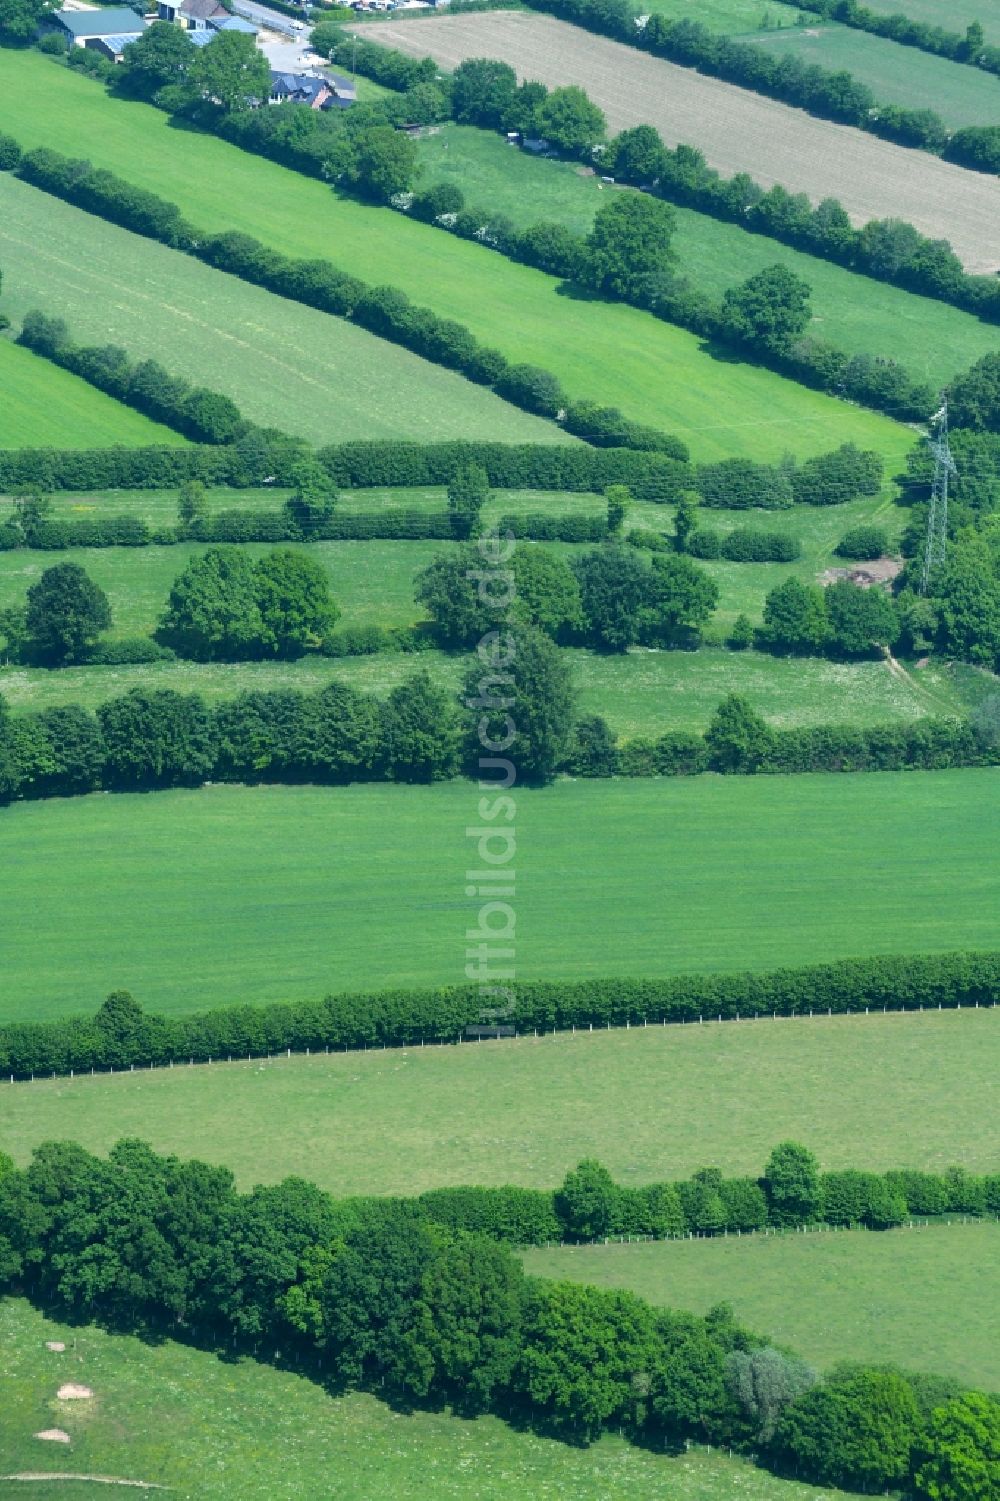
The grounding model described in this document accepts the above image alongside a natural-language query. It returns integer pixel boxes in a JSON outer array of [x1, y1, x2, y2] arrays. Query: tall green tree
[[775, 1368, 922, 1493], [573, 545, 649, 652], [254, 549, 339, 657], [912, 1390, 1000, 1501], [555, 1160, 620, 1241], [188, 30, 270, 113], [283, 458, 337, 540], [720, 264, 812, 349], [763, 1141, 822, 1226], [25, 562, 111, 665], [464, 625, 576, 782], [761, 576, 830, 654], [121, 20, 194, 93], [535, 85, 606, 155], [447, 463, 489, 540], [158, 548, 263, 661], [585, 194, 677, 302], [825, 580, 898, 657], [704, 694, 775, 773], [384, 669, 461, 782]]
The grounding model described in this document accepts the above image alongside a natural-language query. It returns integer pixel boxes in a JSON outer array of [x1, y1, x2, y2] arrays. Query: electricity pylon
[[920, 399, 956, 595]]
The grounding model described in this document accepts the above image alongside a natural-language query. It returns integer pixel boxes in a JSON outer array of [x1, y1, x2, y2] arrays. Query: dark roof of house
[[52, 7, 145, 36], [180, 0, 228, 18], [102, 31, 144, 49], [269, 71, 328, 101]]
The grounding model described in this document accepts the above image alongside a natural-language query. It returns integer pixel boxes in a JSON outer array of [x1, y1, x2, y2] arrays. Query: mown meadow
[[0, 51, 914, 468], [2, 773, 998, 1021], [0, 338, 185, 450], [524, 1221, 1000, 1391], [4, 1009, 997, 1192]]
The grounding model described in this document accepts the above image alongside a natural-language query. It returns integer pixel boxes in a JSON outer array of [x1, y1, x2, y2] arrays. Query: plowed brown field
[[366, 12, 1000, 272]]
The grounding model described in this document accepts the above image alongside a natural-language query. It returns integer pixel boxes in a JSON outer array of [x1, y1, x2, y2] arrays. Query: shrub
[[835, 524, 889, 560]]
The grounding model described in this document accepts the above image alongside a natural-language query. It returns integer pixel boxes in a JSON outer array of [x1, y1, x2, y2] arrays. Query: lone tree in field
[[284, 458, 337, 539], [177, 478, 209, 536], [763, 1141, 822, 1226], [605, 485, 629, 536], [448, 463, 489, 540], [464, 624, 576, 782], [704, 694, 774, 773], [720, 264, 812, 350], [25, 562, 111, 665], [585, 194, 677, 304]]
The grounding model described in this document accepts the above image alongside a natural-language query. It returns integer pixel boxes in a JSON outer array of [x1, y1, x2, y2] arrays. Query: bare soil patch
[[56, 1384, 93, 1401], [366, 12, 1000, 272], [32, 1431, 71, 1445], [819, 557, 902, 586]]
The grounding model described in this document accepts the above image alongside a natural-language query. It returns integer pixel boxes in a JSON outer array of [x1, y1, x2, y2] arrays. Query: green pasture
[[0, 642, 965, 729], [641, 0, 805, 29], [524, 1221, 1000, 1391], [746, 22, 1000, 127], [0, 337, 184, 450], [415, 124, 1000, 391], [0, 175, 556, 446], [0, 1301, 847, 1501], [4, 1008, 998, 1192], [861, 0, 1000, 45], [0, 52, 914, 467], [0, 772, 998, 1020], [0, 538, 443, 637]]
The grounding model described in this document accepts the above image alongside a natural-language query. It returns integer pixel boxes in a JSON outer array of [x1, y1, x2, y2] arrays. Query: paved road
[[231, 0, 306, 37]]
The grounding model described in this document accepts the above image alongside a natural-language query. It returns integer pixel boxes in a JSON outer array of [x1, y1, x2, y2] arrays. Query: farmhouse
[[268, 70, 356, 108], [47, 7, 146, 47], [157, 0, 228, 29]]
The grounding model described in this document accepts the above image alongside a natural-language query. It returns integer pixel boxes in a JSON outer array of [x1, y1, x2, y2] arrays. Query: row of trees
[[0, 1137, 995, 1495], [328, 39, 1000, 323], [421, 1141, 1000, 1244], [2, 678, 994, 806], [788, 0, 1000, 84], [415, 537, 718, 653]]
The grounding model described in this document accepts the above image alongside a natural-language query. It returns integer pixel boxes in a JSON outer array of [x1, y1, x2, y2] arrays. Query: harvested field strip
[[523, 1221, 1000, 1391], [365, 11, 1000, 273], [0, 53, 913, 466], [3, 1010, 998, 1192], [0, 176, 558, 447], [746, 22, 1000, 129], [0, 339, 184, 451], [0, 772, 998, 1019]]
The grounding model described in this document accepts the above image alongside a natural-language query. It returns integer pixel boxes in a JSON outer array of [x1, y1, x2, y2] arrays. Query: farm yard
[[2, 4, 1000, 1494], [0, 51, 916, 466], [365, 12, 1000, 273], [415, 124, 1000, 391], [2, 772, 999, 1020], [524, 1221, 1000, 1391]]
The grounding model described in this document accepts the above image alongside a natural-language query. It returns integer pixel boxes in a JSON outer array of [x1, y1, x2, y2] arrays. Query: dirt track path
[[366, 12, 1000, 273]]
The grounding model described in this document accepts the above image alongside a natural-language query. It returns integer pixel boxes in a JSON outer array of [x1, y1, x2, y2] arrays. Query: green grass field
[[0, 175, 557, 446], [4, 1009, 998, 1191], [861, 0, 1000, 45], [0, 1300, 847, 1501], [415, 124, 1000, 391], [0, 643, 964, 729], [0, 52, 914, 468], [0, 337, 185, 450], [746, 22, 1000, 127], [524, 1222, 1000, 1391], [641, 0, 805, 29], [0, 771, 998, 1020], [0, 539, 444, 637]]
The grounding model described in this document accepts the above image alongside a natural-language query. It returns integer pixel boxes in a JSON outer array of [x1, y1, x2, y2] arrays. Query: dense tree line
[[2, 949, 999, 1079], [0, 440, 688, 499], [0, 1136, 996, 1494], [318, 41, 1000, 324], [758, 576, 900, 658], [0, 681, 994, 806]]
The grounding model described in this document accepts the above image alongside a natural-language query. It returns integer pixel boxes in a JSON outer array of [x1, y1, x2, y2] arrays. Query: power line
[[920, 399, 957, 595]]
